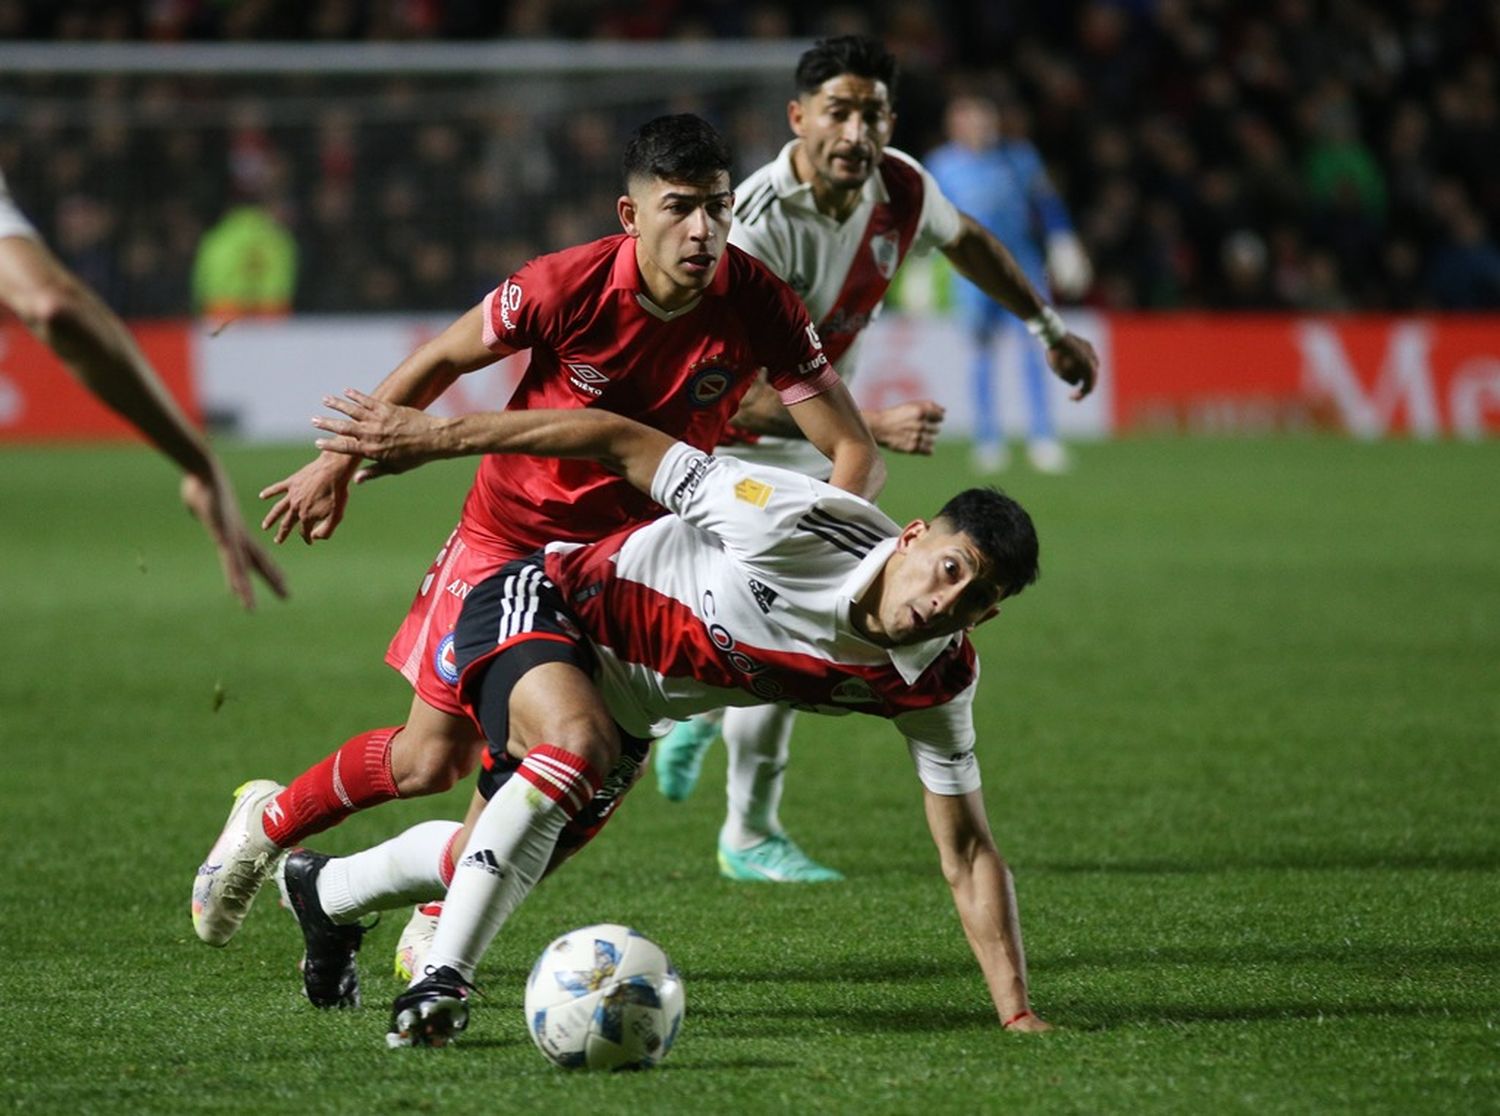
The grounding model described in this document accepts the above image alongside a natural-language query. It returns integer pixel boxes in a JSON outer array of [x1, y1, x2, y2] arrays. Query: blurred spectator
[[2, 1, 1498, 313], [1426, 205, 1500, 308], [191, 203, 298, 317]]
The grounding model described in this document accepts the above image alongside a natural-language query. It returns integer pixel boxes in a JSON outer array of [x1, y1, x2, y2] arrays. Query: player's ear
[[788, 97, 806, 136], [895, 519, 927, 552], [617, 194, 639, 237]]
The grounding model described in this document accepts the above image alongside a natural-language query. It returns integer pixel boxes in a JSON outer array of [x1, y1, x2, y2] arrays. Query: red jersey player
[[191, 114, 881, 948]]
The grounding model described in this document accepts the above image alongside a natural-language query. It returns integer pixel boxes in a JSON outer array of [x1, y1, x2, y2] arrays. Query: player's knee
[[537, 709, 621, 778], [390, 726, 481, 795]]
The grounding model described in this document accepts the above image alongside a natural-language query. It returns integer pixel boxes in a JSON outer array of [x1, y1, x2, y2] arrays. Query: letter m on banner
[[1296, 321, 1441, 439]]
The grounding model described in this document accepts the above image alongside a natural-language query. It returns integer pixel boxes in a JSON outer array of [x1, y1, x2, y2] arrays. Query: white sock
[[316, 819, 461, 924], [418, 745, 600, 986], [720, 703, 796, 850]]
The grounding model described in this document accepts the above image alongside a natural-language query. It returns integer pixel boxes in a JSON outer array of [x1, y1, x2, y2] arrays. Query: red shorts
[[384, 522, 526, 716]]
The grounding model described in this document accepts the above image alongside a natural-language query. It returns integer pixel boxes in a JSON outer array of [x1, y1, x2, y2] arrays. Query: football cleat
[[387, 966, 474, 1049], [282, 849, 369, 1009], [653, 717, 719, 801], [717, 834, 844, 883], [192, 779, 285, 946], [394, 902, 443, 982]]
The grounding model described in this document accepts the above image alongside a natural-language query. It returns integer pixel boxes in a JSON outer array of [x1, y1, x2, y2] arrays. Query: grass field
[[2, 437, 1496, 1114]]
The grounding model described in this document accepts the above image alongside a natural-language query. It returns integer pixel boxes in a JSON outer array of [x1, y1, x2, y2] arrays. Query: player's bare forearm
[[730, 375, 803, 438], [924, 789, 1049, 1032], [941, 213, 1048, 321], [786, 382, 884, 500], [316, 394, 672, 495]]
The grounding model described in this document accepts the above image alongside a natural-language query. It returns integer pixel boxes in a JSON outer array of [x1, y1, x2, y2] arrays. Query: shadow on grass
[[1040, 942, 1500, 970], [1056, 1000, 1500, 1029], [685, 955, 972, 984], [1032, 848, 1500, 873], [688, 1002, 1000, 1035]]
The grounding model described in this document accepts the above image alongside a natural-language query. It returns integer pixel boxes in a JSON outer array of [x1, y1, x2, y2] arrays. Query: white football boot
[[394, 903, 443, 981], [192, 779, 285, 945]]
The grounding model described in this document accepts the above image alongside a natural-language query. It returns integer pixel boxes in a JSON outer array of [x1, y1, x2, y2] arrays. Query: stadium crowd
[[1, 0, 1497, 314]]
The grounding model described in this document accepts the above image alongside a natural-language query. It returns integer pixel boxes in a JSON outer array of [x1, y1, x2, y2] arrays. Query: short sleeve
[[739, 258, 841, 405], [910, 159, 964, 255], [481, 260, 548, 353], [651, 441, 876, 567], [895, 675, 982, 795]]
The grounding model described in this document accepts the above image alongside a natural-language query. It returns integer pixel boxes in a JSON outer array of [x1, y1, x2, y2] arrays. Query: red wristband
[[1003, 1010, 1033, 1028]]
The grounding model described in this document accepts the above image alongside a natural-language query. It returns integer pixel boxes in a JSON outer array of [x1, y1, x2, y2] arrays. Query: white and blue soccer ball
[[523, 923, 685, 1071]]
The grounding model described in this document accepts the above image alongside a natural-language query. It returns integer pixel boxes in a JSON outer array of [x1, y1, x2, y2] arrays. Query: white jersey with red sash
[[541, 441, 984, 797], [723, 141, 962, 475]]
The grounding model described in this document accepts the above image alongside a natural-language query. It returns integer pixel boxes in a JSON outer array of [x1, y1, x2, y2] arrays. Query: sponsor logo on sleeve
[[670, 454, 713, 503], [734, 477, 773, 508], [805, 322, 823, 349], [499, 280, 523, 332]]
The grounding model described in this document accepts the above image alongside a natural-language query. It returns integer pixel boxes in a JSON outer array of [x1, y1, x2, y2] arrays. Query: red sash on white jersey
[[815, 157, 925, 367]]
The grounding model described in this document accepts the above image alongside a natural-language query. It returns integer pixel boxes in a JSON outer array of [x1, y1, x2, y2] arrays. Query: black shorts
[[453, 552, 651, 858]]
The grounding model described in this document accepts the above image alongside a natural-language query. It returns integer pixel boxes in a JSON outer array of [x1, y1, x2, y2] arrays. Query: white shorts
[[0, 170, 40, 242]]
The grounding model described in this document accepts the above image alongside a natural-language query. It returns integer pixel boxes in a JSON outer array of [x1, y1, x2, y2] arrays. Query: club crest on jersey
[[567, 362, 610, 398], [685, 364, 733, 408], [434, 632, 460, 685], [734, 477, 773, 508], [869, 230, 900, 279]]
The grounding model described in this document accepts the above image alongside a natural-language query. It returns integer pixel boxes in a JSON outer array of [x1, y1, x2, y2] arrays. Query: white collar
[[771, 140, 890, 217], [835, 537, 962, 685]]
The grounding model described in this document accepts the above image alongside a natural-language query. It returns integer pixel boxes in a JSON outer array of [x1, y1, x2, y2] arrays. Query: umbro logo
[[460, 848, 506, 878], [567, 363, 610, 397]]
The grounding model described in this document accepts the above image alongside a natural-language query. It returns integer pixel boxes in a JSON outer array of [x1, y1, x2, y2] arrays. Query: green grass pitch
[[1, 436, 1496, 1114]]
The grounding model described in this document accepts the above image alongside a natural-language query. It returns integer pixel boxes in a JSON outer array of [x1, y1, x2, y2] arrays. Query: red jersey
[[461, 234, 837, 555]]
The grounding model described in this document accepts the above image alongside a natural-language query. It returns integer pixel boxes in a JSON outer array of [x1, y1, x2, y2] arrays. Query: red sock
[[261, 726, 401, 847]]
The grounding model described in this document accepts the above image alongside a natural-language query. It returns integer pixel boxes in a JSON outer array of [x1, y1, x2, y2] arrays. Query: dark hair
[[795, 34, 899, 99], [621, 114, 732, 189], [934, 487, 1040, 599]]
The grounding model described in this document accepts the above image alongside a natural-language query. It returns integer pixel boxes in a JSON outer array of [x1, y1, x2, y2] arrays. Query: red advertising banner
[[0, 318, 197, 442], [1109, 314, 1500, 437]]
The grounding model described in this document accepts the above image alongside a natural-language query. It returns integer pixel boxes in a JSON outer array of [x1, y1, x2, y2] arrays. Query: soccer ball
[[523, 923, 685, 1071]]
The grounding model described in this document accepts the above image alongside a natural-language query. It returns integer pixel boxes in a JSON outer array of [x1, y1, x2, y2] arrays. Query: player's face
[[878, 522, 1003, 646], [618, 173, 734, 310], [789, 73, 896, 194]]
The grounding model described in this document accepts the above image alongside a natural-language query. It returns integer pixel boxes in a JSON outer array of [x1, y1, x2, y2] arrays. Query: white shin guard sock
[[720, 703, 797, 850], [419, 746, 598, 986], [316, 819, 462, 924]]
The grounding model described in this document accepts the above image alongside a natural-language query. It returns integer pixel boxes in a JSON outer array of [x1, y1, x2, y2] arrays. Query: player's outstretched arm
[[784, 380, 885, 500], [940, 212, 1099, 401], [923, 786, 1051, 1033], [733, 376, 942, 459], [0, 234, 287, 610], [314, 391, 674, 496], [259, 300, 502, 545]]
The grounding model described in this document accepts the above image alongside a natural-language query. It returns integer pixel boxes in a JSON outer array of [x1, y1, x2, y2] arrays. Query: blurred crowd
[[1, 0, 1497, 314]]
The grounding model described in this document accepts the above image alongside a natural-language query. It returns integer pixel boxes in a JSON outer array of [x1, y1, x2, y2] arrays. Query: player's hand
[[311, 387, 453, 483], [866, 399, 946, 455], [258, 452, 356, 546], [1046, 333, 1099, 401], [180, 470, 289, 609]]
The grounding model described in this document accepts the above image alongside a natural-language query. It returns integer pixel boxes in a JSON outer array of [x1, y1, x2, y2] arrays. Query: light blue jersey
[[925, 139, 1077, 447]]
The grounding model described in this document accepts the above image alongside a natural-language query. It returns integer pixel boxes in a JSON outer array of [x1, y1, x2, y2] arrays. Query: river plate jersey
[[461, 234, 838, 555], [723, 142, 962, 474], [542, 442, 983, 796]]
